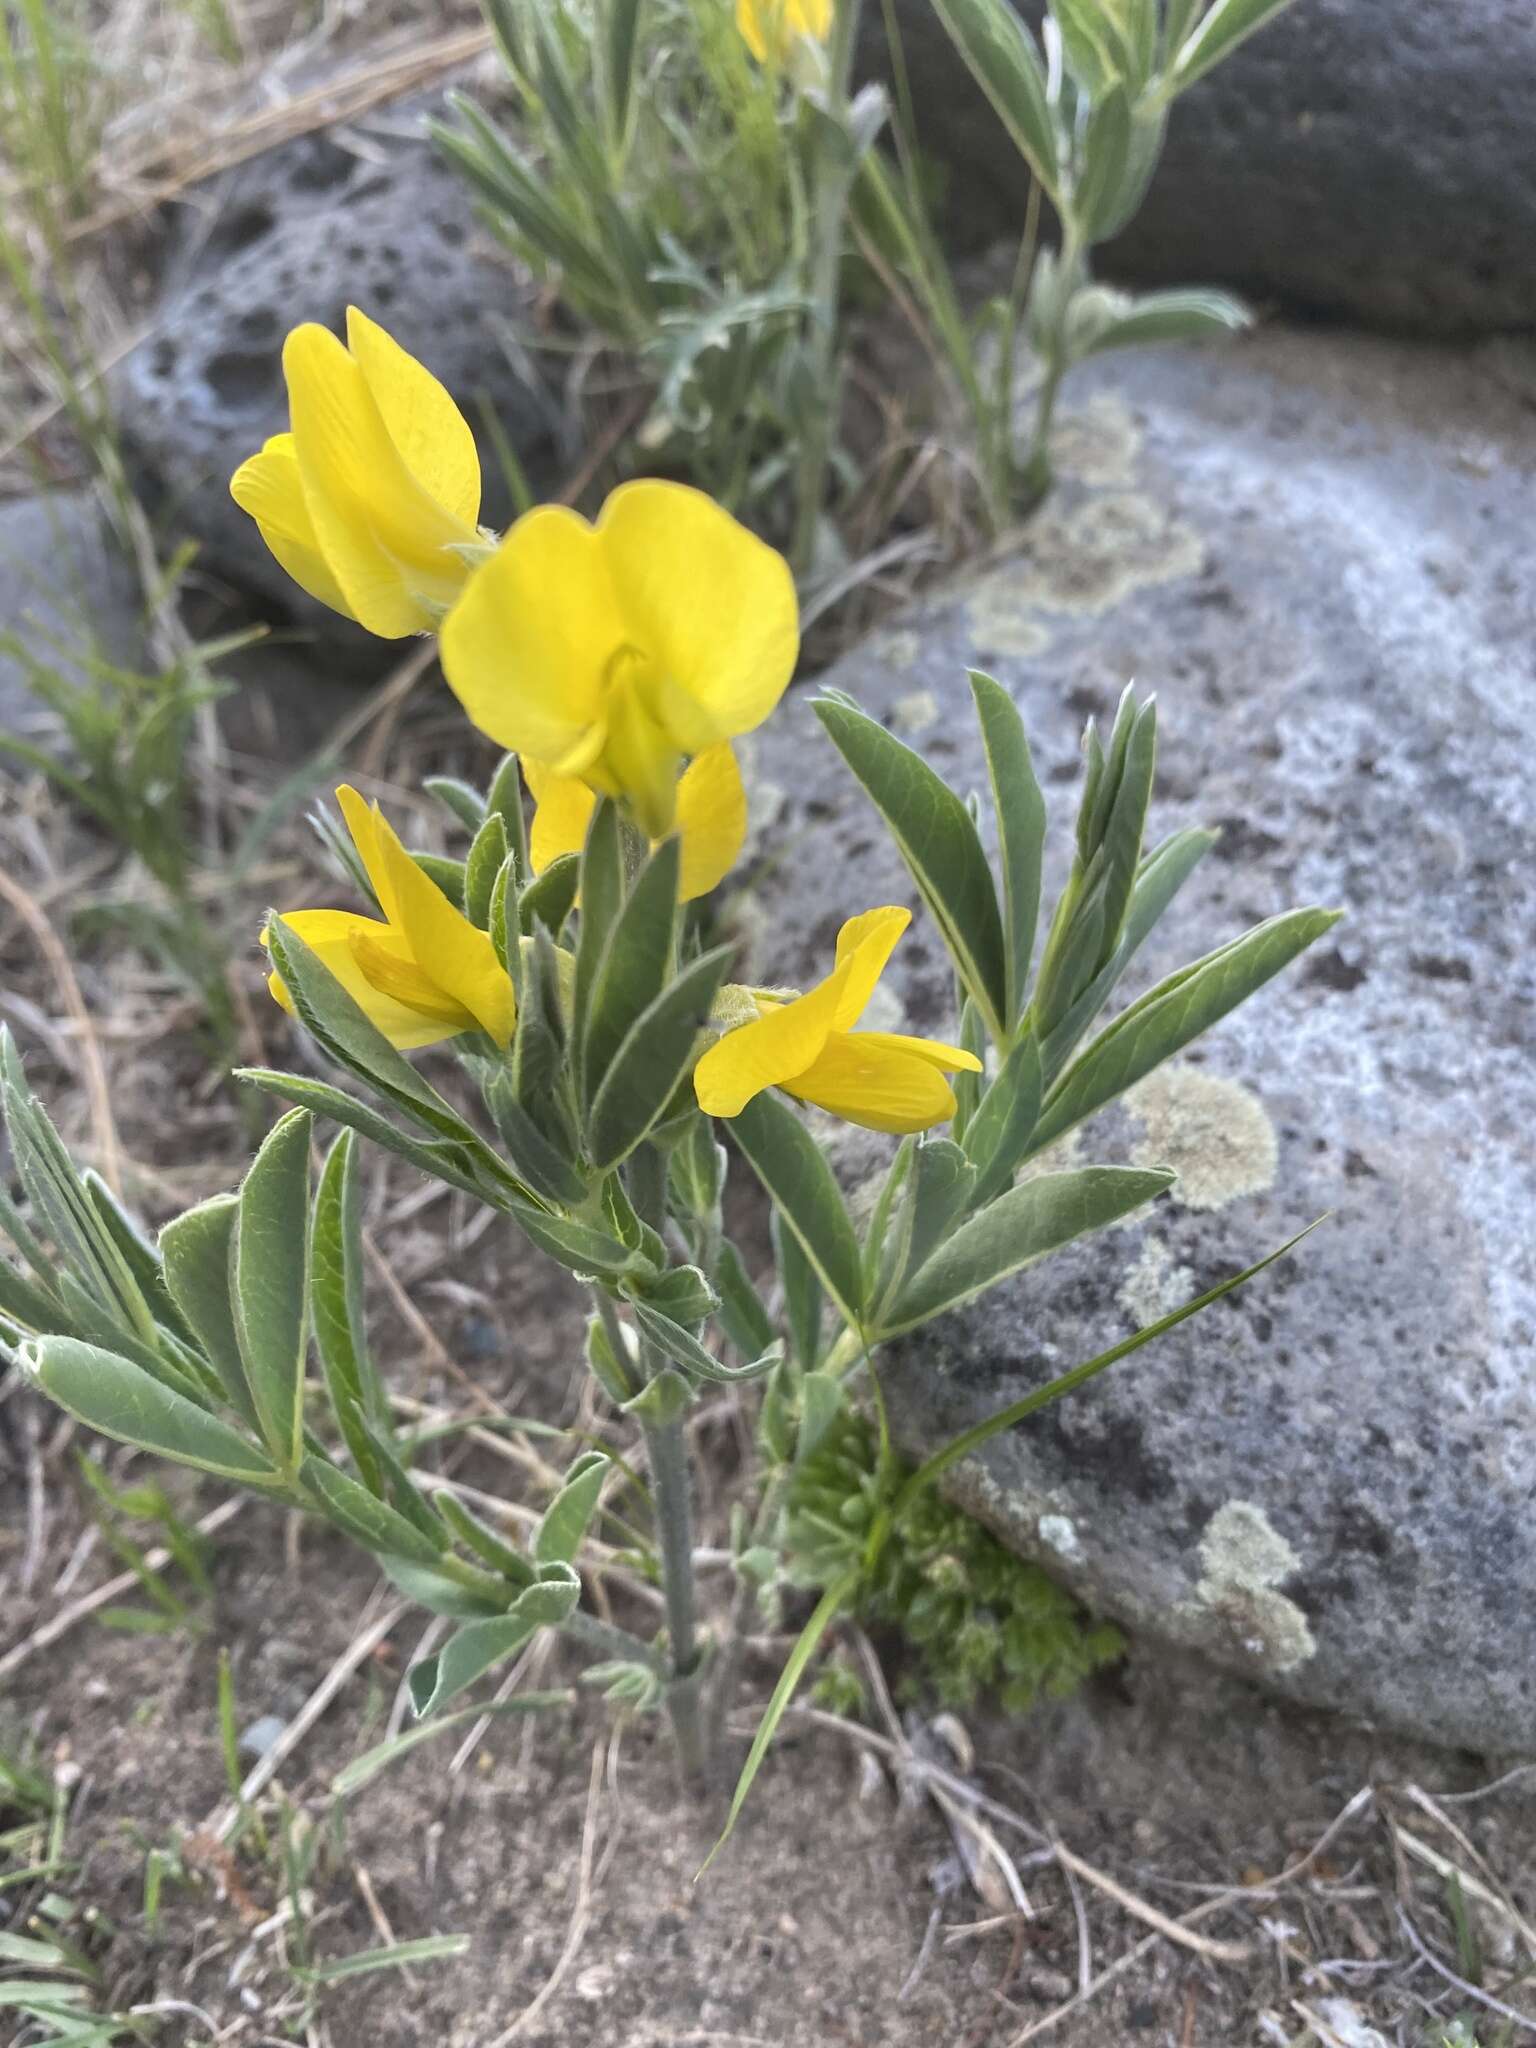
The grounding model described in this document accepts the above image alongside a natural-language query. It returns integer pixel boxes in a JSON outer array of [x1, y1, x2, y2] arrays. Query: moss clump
[[786, 1414, 1123, 1714]]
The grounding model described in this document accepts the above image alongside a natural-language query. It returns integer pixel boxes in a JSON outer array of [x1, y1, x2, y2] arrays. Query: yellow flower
[[439, 481, 797, 841], [693, 907, 982, 1133], [231, 307, 483, 638], [524, 744, 748, 902], [266, 786, 514, 1051], [736, 0, 833, 63]]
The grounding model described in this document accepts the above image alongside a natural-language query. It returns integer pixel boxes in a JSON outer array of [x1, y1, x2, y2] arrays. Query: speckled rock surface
[[869, 1, 1536, 336], [114, 114, 564, 659], [0, 491, 146, 733], [746, 326, 1536, 1754]]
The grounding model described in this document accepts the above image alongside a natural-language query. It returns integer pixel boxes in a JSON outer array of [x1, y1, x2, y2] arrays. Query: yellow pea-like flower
[[736, 0, 833, 64], [523, 744, 749, 903], [439, 481, 798, 842], [231, 307, 484, 638], [693, 907, 982, 1133], [265, 786, 514, 1051]]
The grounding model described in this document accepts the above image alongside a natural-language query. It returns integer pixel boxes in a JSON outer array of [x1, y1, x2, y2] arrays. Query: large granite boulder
[[745, 325, 1536, 1754], [114, 114, 565, 660], [871, 1, 1536, 336]]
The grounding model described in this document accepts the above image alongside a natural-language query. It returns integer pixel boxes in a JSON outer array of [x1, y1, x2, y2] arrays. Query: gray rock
[[0, 491, 146, 735], [746, 325, 1536, 1754], [115, 113, 565, 657], [871, 1, 1536, 336]]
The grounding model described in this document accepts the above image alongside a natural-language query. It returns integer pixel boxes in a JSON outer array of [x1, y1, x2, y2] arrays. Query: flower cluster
[[235, 309, 970, 1134]]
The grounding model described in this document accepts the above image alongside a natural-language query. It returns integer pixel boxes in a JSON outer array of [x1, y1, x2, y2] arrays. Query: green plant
[[432, 0, 882, 572], [787, 1408, 1122, 1708], [436, 0, 1299, 557], [0, 656, 1338, 1863], [904, 0, 1296, 509]]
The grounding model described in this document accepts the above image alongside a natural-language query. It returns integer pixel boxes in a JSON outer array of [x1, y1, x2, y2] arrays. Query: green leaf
[[300, 1455, 447, 1566], [729, 1090, 865, 1331], [630, 1299, 783, 1385], [435, 1489, 536, 1587], [158, 1194, 262, 1434], [332, 1692, 571, 1797], [714, 1239, 775, 1362], [1073, 81, 1134, 242], [295, 1935, 474, 1984], [962, 1028, 1043, 1207], [232, 1108, 311, 1471], [1080, 285, 1251, 356], [969, 672, 1045, 1031], [508, 1202, 641, 1282], [408, 1573, 582, 1717], [535, 1451, 609, 1565], [582, 837, 680, 1101], [408, 849, 466, 912], [881, 1165, 1174, 1336], [380, 1555, 510, 1619], [423, 774, 486, 834], [1173, 0, 1297, 90], [1029, 906, 1343, 1156], [519, 852, 580, 936], [640, 1263, 719, 1328], [311, 1131, 386, 1491], [236, 1069, 511, 1208], [26, 1337, 278, 1484], [902, 1218, 1328, 1503], [601, 0, 642, 148], [901, 1137, 978, 1282], [700, 1569, 857, 1876], [486, 752, 531, 874], [482, 1069, 588, 1207], [1049, 0, 1123, 89], [82, 1171, 194, 1347], [586, 945, 732, 1171], [464, 811, 509, 929], [1037, 825, 1216, 1083], [574, 798, 625, 1037], [927, 0, 1059, 199], [815, 695, 1007, 1041], [773, 1208, 823, 1373]]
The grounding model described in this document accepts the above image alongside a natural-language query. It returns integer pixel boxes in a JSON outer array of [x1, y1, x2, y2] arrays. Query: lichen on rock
[[1126, 1066, 1278, 1212]]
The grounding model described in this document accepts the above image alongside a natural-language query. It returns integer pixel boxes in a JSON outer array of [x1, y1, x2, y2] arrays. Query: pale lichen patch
[[1015, 491, 1205, 617], [1118, 1235, 1196, 1329], [1038, 1513, 1083, 1563], [966, 571, 1053, 659], [1127, 1065, 1278, 1212], [891, 687, 940, 736], [881, 628, 921, 672], [1049, 392, 1144, 488], [1190, 1501, 1316, 1673]]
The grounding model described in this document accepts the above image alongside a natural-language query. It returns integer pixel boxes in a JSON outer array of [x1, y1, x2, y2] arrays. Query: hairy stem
[[644, 1409, 708, 1783], [790, 0, 866, 578]]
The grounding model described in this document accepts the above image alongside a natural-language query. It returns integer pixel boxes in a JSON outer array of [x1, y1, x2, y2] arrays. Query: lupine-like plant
[[2, 314, 1337, 1853]]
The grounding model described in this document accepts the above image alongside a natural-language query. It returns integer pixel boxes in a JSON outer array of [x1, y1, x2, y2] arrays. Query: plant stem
[[1017, 225, 1082, 511], [643, 1409, 708, 1783], [790, 0, 865, 579]]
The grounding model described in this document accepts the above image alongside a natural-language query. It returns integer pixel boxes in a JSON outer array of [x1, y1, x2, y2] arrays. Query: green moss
[[786, 1414, 1123, 1714]]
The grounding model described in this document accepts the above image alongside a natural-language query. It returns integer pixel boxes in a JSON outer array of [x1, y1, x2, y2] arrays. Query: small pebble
[[238, 1713, 286, 1760]]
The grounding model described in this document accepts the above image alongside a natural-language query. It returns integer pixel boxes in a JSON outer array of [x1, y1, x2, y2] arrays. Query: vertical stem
[[1017, 225, 1082, 512], [790, 0, 865, 578], [644, 1409, 708, 1783]]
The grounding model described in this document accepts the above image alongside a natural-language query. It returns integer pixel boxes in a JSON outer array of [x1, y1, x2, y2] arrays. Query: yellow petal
[[267, 909, 451, 1050], [350, 930, 478, 1030], [440, 504, 622, 760], [831, 906, 910, 1030], [367, 804, 516, 1047], [600, 481, 799, 753], [736, 0, 827, 61], [284, 323, 472, 636], [786, 1031, 961, 1134], [600, 677, 681, 839], [345, 306, 480, 531], [855, 1030, 984, 1075], [675, 744, 747, 901], [524, 760, 596, 873], [335, 784, 400, 925], [693, 955, 852, 1118], [230, 435, 356, 620]]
